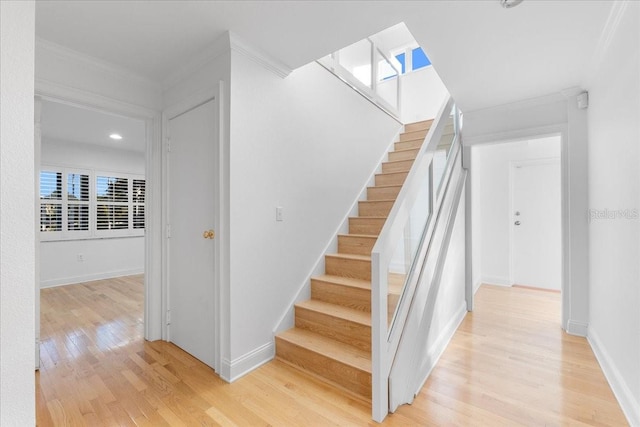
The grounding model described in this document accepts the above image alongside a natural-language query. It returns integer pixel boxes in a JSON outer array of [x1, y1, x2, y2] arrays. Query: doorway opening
[[471, 135, 562, 308], [36, 98, 150, 368]]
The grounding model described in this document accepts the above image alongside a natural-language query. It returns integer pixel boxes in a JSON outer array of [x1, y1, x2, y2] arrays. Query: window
[[394, 47, 431, 74], [411, 47, 431, 71], [67, 173, 89, 231], [132, 179, 145, 229], [39, 166, 145, 240], [40, 170, 63, 232], [96, 176, 129, 230]]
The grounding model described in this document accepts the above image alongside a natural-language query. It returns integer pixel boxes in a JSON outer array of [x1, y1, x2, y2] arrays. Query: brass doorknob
[[203, 230, 215, 239]]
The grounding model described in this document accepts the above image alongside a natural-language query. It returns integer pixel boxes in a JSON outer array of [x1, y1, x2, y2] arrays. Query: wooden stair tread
[[376, 170, 408, 176], [325, 253, 371, 262], [312, 274, 371, 290], [358, 199, 395, 204], [277, 328, 371, 373], [383, 159, 414, 165], [369, 184, 402, 189], [404, 119, 433, 132], [392, 147, 421, 154], [337, 233, 377, 239], [296, 300, 371, 326], [396, 137, 424, 144]]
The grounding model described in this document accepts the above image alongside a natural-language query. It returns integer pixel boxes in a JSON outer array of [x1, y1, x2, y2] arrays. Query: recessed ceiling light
[[109, 133, 123, 140]]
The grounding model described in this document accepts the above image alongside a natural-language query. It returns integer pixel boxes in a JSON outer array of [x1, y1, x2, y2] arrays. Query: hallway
[[36, 278, 627, 425]]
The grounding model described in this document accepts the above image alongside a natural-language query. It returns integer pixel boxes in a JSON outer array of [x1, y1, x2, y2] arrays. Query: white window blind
[[67, 172, 90, 231], [132, 179, 145, 230], [96, 176, 129, 230], [39, 166, 145, 240], [40, 170, 63, 232]]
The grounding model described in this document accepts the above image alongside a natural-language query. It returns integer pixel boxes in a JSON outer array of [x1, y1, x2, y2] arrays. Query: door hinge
[[166, 224, 171, 238], [166, 138, 171, 153], [166, 310, 171, 325]]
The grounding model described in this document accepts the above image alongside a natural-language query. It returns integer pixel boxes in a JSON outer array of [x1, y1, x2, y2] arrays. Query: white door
[[511, 160, 561, 290], [167, 99, 217, 368]]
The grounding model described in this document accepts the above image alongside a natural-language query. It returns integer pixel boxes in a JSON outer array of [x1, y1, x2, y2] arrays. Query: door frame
[[508, 156, 561, 288], [34, 80, 164, 342], [467, 126, 577, 333], [162, 84, 223, 373]]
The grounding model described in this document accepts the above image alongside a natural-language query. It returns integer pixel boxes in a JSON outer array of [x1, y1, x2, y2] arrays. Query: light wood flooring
[[37, 277, 628, 426]]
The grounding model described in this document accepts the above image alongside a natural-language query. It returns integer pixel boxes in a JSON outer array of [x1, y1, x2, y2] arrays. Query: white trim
[[463, 123, 565, 147], [588, 328, 640, 426], [36, 38, 159, 91], [215, 79, 227, 374], [34, 84, 164, 342], [473, 279, 483, 295], [565, 320, 588, 337], [464, 122, 576, 333], [480, 275, 512, 287], [229, 32, 292, 79], [40, 268, 144, 289], [35, 78, 157, 120], [35, 96, 42, 370], [412, 301, 467, 396], [220, 342, 275, 383], [162, 91, 222, 373], [463, 92, 566, 120], [163, 33, 231, 91]]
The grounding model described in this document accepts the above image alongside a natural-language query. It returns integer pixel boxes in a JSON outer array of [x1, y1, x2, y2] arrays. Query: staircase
[[275, 119, 433, 401]]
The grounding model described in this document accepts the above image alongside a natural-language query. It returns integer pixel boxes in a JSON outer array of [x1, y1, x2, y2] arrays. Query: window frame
[[39, 165, 145, 241]]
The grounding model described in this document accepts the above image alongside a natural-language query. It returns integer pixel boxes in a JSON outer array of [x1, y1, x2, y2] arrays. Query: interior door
[[511, 160, 561, 290], [167, 99, 217, 368]]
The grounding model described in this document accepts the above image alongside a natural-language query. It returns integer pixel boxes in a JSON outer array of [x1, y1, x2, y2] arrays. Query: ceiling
[[35, 0, 615, 112], [41, 100, 146, 153]]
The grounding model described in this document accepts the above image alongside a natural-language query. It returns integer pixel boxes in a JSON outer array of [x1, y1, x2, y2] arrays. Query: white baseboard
[[566, 319, 588, 337], [588, 328, 640, 427], [473, 279, 483, 295], [414, 301, 468, 394], [40, 268, 144, 288], [220, 342, 275, 383], [480, 275, 511, 287]]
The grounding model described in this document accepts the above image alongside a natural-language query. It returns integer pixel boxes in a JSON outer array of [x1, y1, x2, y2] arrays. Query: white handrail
[[371, 95, 456, 422]]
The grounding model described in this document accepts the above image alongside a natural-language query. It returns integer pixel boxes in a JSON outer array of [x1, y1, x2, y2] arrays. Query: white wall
[[400, 66, 449, 124], [585, 2, 640, 424], [228, 52, 401, 373], [0, 1, 36, 424], [42, 138, 145, 174], [39, 139, 145, 287], [472, 137, 560, 287]]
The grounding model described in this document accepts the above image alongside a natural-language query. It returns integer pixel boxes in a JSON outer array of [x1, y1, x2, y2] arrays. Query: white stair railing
[[371, 95, 461, 422]]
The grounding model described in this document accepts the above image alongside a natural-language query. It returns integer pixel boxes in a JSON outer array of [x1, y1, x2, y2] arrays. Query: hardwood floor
[[37, 278, 628, 426]]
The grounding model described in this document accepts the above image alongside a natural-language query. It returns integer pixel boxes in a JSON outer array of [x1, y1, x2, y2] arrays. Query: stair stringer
[[272, 129, 402, 336]]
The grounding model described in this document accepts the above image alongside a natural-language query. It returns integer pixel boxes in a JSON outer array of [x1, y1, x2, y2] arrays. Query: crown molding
[[465, 91, 566, 116], [583, 0, 630, 87], [229, 32, 292, 79], [35, 77, 158, 120], [162, 32, 232, 91], [36, 37, 161, 91]]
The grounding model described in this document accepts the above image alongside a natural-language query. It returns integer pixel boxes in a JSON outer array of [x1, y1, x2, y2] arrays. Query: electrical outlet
[[276, 206, 283, 221], [77, 254, 84, 262]]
